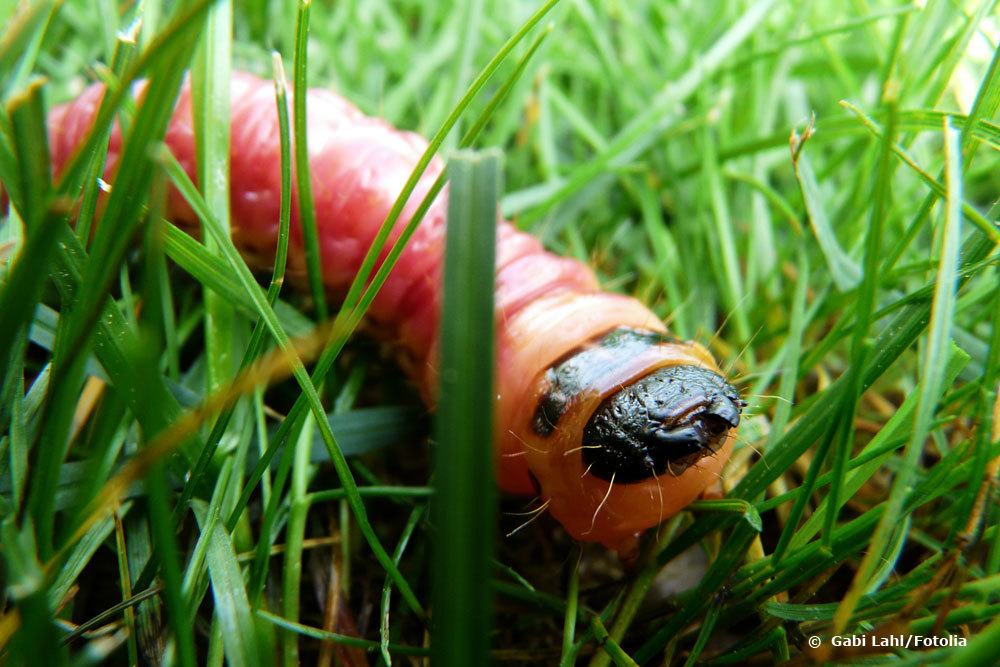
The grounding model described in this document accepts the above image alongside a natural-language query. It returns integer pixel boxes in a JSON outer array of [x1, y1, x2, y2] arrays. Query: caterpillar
[[46, 72, 742, 554]]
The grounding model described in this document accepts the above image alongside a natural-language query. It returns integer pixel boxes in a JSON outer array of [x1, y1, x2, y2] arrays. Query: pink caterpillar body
[[48, 72, 741, 552]]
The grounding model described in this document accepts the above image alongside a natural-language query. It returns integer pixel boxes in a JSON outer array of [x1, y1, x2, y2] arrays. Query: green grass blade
[[381, 505, 425, 665], [430, 149, 500, 666], [701, 126, 749, 342], [192, 499, 271, 667], [191, 0, 234, 392], [146, 461, 196, 667], [279, 415, 312, 665], [560, 550, 580, 664], [682, 596, 721, 667], [790, 133, 861, 291], [291, 0, 327, 321], [256, 609, 430, 658]]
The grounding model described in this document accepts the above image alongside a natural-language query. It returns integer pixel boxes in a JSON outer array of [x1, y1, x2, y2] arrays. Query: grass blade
[[291, 0, 327, 320], [192, 499, 272, 667], [790, 128, 861, 291], [430, 149, 500, 665], [191, 0, 235, 392]]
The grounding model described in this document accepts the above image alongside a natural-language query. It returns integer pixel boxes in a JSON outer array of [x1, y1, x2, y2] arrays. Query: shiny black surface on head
[[582, 365, 742, 483]]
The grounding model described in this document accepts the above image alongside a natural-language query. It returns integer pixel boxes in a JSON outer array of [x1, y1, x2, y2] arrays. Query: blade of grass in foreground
[[431, 149, 500, 666]]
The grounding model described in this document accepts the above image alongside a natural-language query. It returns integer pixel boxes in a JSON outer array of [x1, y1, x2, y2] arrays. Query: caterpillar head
[[582, 365, 743, 483]]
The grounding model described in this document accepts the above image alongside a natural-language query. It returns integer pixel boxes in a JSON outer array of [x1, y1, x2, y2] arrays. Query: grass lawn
[[1, 0, 998, 664]]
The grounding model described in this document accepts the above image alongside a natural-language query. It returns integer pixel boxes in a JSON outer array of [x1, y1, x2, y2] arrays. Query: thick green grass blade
[[430, 149, 500, 666], [191, 0, 234, 393]]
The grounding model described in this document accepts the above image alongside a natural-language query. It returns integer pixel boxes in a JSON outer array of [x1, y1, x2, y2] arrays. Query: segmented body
[[47, 72, 738, 552]]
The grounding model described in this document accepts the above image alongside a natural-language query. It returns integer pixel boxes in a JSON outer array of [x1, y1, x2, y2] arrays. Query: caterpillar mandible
[[47, 72, 742, 554]]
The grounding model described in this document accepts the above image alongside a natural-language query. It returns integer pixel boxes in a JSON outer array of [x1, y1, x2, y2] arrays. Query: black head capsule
[[581, 365, 742, 483]]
